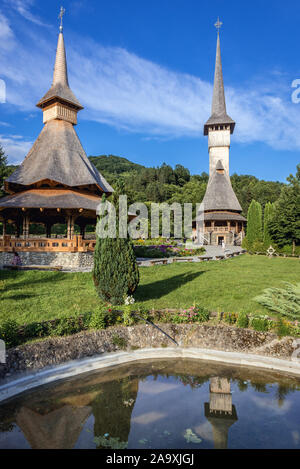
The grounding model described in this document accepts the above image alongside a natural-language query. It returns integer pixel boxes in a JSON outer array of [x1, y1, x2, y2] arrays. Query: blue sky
[[0, 0, 300, 181]]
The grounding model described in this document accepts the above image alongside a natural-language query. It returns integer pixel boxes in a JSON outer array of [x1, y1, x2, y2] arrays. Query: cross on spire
[[214, 17, 223, 34], [59, 6, 66, 32]]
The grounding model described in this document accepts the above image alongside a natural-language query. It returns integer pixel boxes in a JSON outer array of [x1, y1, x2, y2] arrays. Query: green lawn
[[0, 255, 299, 324]]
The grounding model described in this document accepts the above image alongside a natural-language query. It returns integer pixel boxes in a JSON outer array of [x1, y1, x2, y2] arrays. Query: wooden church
[[0, 13, 113, 256]]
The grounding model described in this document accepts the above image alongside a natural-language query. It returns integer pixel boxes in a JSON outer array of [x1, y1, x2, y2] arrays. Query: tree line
[[243, 164, 300, 255], [90, 154, 283, 216]]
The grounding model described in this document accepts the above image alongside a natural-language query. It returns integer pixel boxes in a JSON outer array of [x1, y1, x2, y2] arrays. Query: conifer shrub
[[255, 283, 300, 320], [93, 193, 139, 305]]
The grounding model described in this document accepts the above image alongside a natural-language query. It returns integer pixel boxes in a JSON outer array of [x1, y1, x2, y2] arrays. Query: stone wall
[[0, 251, 94, 270], [1, 323, 298, 379]]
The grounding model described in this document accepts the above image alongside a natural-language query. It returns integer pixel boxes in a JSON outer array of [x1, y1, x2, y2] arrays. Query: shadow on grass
[[135, 270, 205, 301], [0, 270, 70, 292], [3, 293, 37, 302]]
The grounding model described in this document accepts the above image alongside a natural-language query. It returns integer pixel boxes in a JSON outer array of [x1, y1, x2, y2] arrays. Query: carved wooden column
[[16, 222, 21, 238], [22, 215, 30, 239], [46, 223, 52, 238], [2, 219, 6, 236], [66, 214, 75, 239], [80, 224, 86, 239]]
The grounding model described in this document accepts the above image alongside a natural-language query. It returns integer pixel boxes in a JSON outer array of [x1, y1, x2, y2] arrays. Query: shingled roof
[[4, 119, 113, 194], [202, 160, 242, 212], [0, 189, 102, 211], [36, 31, 83, 110], [204, 33, 235, 136]]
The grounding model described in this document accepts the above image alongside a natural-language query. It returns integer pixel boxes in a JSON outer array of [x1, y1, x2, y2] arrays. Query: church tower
[[194, 19, 246, 246], [203, 18, 235, 178]]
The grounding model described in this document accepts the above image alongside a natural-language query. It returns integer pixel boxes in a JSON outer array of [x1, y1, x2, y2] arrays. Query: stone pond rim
[[1, 323, 300, 402]]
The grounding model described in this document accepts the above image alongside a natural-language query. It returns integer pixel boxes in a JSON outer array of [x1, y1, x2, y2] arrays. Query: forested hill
[[88, 155, 284, 216]]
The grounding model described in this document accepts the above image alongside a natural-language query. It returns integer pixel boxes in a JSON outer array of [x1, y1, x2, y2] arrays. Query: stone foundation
[[0, 251, 94, 270]]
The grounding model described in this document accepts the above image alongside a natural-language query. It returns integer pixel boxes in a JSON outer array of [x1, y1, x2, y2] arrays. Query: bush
[[172, 305, 210, 324], [274, 318, 294, 338], [134, 245, 172, 258], [93, 236, 139, 305], [252, 241, 267, 253], [249, 316, 271, 332], [49, 318, 82, 337], [237, 312, 249, 328], [255, 282, 300, 320], [242, 237, 251, 251], [88, 308, 108, 330], [0, 319, 20, 348], [93, 194, 139, 305], [23, 322, 46, 339]]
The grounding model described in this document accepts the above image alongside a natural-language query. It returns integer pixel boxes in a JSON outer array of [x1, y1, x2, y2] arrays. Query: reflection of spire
[[204, 377, 238, 449], [16, 406, 91, 449]]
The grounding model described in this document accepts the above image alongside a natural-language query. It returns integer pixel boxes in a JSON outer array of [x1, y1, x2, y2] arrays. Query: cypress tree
[[93, 190, 139, 305], [246, 200, 263, 246], [268, 166, 300, 254], [263, 202, 275, 246]]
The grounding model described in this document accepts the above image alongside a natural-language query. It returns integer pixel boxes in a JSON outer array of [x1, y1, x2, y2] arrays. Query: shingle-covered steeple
[[204, 28, 235, 136], [202, 160, 242, 212], [36, 17, 83, 112], [4, 10, 113, 196]]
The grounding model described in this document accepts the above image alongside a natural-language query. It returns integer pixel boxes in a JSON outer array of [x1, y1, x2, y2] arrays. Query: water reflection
[[0, 359, 299, 449], [204, 377, 238, 449]]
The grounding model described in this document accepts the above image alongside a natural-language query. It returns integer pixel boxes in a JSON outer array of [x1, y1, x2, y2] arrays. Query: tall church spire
[[204, 20, 235, 136], [52, 29, 69, 88], [36, 7, 83, 116]]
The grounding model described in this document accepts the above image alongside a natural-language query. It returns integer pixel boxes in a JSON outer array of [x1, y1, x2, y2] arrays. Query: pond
[[0, 358, 300, 449]]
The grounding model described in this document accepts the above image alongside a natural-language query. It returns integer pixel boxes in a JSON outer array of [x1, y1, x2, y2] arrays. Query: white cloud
[[0, 134, 33, 164], [4, 0, 49, 27], [0, 12, 15, 50], [0, 14, 300, 151]]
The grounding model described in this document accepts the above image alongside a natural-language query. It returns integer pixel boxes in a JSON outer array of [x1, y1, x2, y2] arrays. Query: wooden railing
[[0, 235, 96, 253]]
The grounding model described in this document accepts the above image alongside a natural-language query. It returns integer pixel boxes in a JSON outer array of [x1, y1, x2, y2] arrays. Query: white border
[[1, 347, 300, 403]]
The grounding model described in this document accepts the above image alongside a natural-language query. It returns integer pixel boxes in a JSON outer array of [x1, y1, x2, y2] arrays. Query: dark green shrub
[[237, 312, 249, 328], [93, 191, 139, 305], [23, 322, 45, 339], [49, 318, 81, 337], [0, 319, 20, 348]]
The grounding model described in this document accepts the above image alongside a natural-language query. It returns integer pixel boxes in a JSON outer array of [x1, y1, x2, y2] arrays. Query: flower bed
[[1, 304, 300, 350], [133, 244, 205, 259]]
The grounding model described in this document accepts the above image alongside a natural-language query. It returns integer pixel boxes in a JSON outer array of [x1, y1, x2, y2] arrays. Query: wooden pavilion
[[0, 17, 113, 254]]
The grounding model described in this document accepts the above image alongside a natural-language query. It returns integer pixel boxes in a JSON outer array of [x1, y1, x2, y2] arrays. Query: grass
[[1, 255, 300, 324]]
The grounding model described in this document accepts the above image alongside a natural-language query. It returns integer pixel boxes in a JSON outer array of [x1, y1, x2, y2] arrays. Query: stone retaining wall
[[0, 251, 94, 270], [0, 323, 298, 380]]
